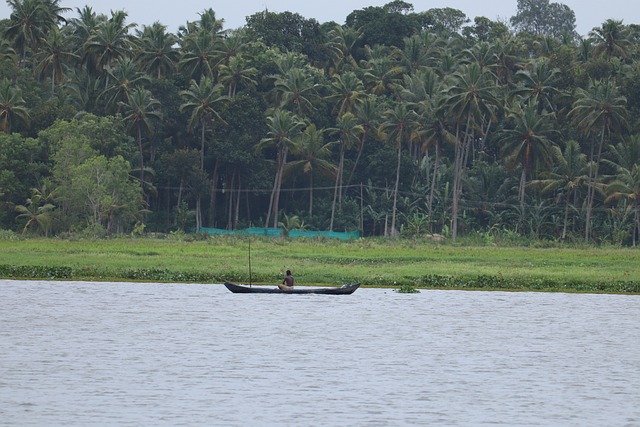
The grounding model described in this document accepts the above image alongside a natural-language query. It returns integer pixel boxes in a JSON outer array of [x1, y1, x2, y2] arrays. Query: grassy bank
[[0, 236, 639, 293]]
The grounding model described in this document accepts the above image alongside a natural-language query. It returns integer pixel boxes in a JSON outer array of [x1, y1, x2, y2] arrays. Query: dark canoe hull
[[224, 282, 360, 295]]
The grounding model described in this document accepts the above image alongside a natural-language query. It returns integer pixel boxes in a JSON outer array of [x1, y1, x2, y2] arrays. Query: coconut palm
[[326, 71, 365, 117], [378, 103, 420, 236], [0, 78, 30, 133], [135, 22, 179, 79], [15, 191, 55, 236], [361, 46, 404, 96], [348, 95, 380, 188], [285, 124, 336, 217], [604, 164, 640, 246], [271, 67, 319, 117], [100, 58, 150, 114], [590, 19, 632, 61], [328, 112, 364, 231], [325, 24, 362, 74], [511, 59, 561, 113], [569, 78, 628, 241], [217, 55, 258, 97], [119, 88, 162, 186], [256, 110, 306, 229], [530, 140, 588, 240], [5, 0, 69, 62], [498, 102, 559, 216], [83, 10, 135, 86], [442, 63, 499, 241], [178, 28, 220, 81], [33, 26, 77, 98], [179, 77, 228, 170]]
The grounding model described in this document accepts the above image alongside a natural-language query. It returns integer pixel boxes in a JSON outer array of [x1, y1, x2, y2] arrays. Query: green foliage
[[0, 1, 640, 246], [395, 283, 420, 293]]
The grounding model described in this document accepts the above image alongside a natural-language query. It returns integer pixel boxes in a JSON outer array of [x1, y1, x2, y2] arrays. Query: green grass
[[0, 236, 639, 293]]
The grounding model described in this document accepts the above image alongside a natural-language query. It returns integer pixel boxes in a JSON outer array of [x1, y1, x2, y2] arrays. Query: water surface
[[1, 280, 638, 426]]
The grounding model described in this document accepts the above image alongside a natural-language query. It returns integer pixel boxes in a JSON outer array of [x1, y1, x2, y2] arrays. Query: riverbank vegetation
[[1, 1, 640, 247], [0, 235, 638, 293]]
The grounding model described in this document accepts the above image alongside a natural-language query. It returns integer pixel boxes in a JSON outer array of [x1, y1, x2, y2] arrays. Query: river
[[1, 280, 638, 426]]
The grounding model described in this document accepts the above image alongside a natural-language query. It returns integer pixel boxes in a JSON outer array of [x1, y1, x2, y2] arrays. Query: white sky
[[1, 0, 639, 36]]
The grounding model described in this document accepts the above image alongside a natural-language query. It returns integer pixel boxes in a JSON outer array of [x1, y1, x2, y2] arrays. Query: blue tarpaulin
[[198, 227, 360, 240]]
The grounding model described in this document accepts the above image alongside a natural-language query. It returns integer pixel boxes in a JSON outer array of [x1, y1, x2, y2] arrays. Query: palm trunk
[[428, 145, 439, 218], [209, 159, 220, 227], [391, 143, 402, 237], [585, 125, 605, 241], [519, 168, 527, 219], [329, 143, 345, 231], [562, 191, 570, 240]]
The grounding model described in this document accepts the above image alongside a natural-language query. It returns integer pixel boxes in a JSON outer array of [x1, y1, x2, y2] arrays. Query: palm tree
[[569, 79, 628, 241], [325, 24, 362, 74], [530, 140, 588, 240], [442, 63, 499, 241], [511, 59, 561, 113], [100, 58, 150, 113], [15, 191, 55, 236], [83, 10, 135, 85], [178, 28, 219, 81], [361, 46, 404, 97], [256, 110, 305, 229], [179, 77, 228, 170], [34, 27, 78, 98], [378, 103, 420, 236], [271, 67, 318, 117], [348, 95, 380, 188], [326, 71, 365, 117], [119, 88, 162, 186], [498, 102, 559, 216], [4, 0, 69, 63], [0, 78, 30, 133], [605, 164, 640, 246], [285, 124, 336, 217], [590, 19, 632, 61], [328, 112, 364, 231], [135, 22, 179, 79], [217, 55, 258, 97]]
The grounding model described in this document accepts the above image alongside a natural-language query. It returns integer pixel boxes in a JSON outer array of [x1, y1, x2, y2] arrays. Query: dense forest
[[1, 0, 639, 245]]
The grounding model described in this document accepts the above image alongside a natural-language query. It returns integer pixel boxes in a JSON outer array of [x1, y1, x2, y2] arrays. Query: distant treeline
[[0, 0, 639, 245]]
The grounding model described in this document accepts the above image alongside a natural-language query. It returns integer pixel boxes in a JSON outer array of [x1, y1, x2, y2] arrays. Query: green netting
[[197, 227, 359, 240]]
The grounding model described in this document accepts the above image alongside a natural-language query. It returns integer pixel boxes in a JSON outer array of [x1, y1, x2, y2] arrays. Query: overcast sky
[[1, 0, 639, 36]]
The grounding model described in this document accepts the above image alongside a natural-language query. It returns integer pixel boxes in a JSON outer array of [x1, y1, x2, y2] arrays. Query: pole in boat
[[248, 233, 252, 287]]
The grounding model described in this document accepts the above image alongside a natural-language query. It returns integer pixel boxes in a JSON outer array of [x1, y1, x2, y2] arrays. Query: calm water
[[0, 280, 638, 427]]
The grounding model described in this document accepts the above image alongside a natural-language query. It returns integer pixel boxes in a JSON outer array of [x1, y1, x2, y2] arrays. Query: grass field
[[0, 236, 639, 293]]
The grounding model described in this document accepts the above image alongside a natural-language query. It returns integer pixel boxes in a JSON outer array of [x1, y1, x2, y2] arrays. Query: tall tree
[[285, 124, 335, 217], [498, 101, 559, 215], [328, 112, 364, 231], [378, 103, 419, 236], [442, 63, 499, 241], [34, 26, 78, 98], [590, 19, 632, 61], [256, 110, 305, 229], [135, 22, 179, 79], [119, 88, 162, 186], [179, 77, 228, 170], [83, 10, 135, 85], [569, 79, 628, 241], [0, 78, 30, 133], [530, 140, 587, 240], [510, 0, 577, 38]]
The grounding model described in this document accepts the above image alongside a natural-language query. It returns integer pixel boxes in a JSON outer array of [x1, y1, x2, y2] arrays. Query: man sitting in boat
[[279, 270, 295, 291]]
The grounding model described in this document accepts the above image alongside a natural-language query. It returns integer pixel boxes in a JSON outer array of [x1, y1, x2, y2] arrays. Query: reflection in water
[[1, 280, 638, 426]]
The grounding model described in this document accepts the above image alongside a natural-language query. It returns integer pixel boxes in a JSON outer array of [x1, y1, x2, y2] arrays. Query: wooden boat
[[224, 282, 360, 295]]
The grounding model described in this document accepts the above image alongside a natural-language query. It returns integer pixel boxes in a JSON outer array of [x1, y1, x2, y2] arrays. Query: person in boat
[[279, 270, 295, 291]]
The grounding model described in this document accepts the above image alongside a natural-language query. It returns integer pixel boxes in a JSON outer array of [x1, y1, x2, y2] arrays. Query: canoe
[[224, 282, 360, 295]]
